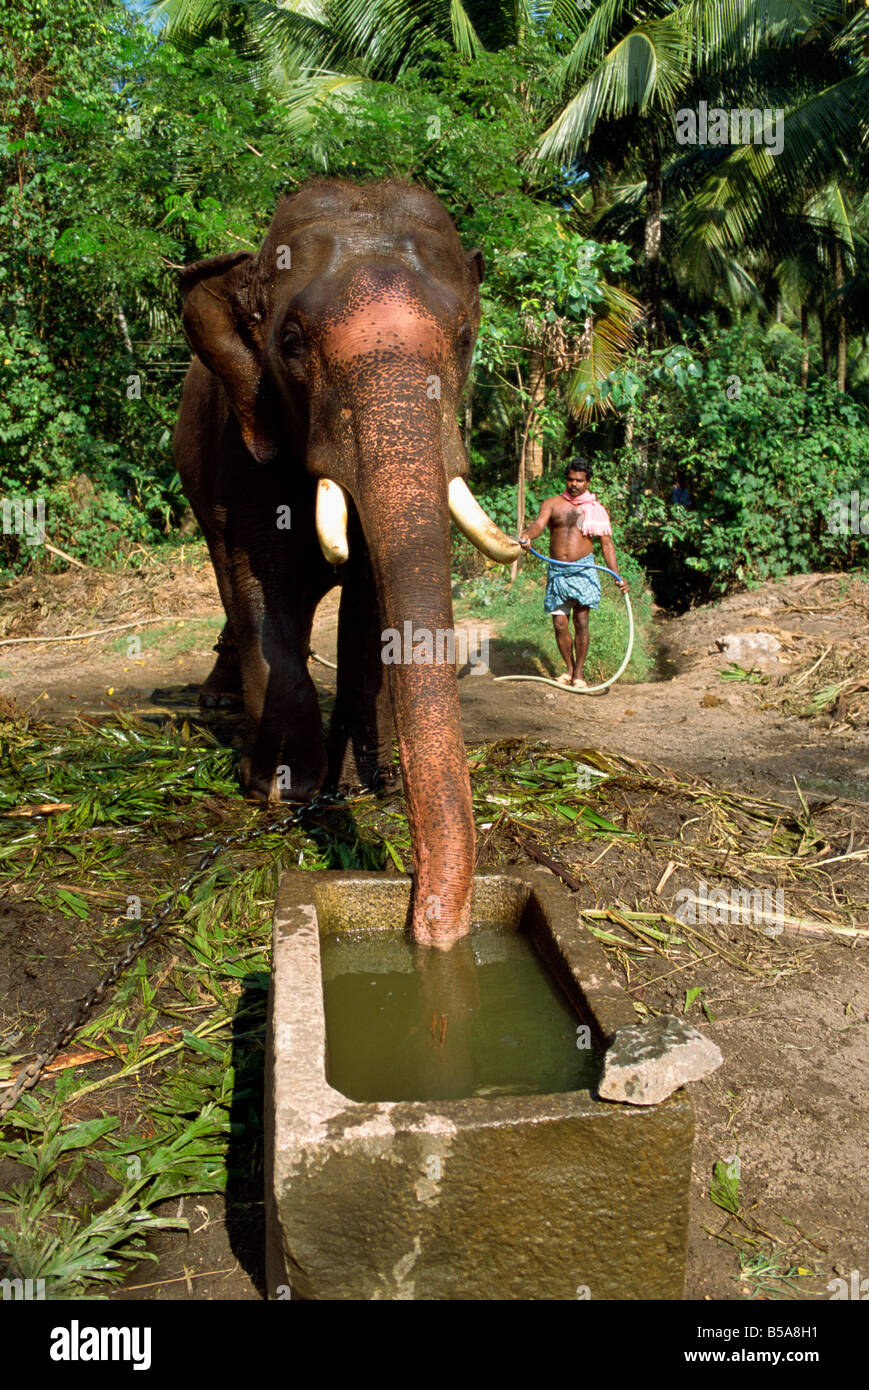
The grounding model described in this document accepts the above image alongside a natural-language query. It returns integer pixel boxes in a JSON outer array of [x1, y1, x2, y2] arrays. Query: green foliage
[[594, 325, 869, 603], [710, 1158, 741, 1216], [0, 1080, 224, 1296], [0, 0, 310, 574]]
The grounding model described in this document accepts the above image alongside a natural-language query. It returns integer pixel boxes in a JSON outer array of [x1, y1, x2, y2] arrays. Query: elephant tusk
[[315, 478, 350, 565], [448, 477, 522, 564]]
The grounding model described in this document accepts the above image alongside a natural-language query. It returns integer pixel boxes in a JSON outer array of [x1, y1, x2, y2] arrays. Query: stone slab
[[265, 869, 694, 1300], [598, 1015, 723, 1106]]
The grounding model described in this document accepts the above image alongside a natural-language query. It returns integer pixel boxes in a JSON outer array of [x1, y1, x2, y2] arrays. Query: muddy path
[[1, 557, 868, 1301]]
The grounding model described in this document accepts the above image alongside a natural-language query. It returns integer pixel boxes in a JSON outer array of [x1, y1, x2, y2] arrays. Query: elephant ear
[[179, 252, 279, 465], [466, 249, 484, 285]]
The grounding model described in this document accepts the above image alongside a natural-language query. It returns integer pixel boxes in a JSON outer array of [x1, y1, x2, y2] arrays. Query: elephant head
[[178, 180, 520, 946]]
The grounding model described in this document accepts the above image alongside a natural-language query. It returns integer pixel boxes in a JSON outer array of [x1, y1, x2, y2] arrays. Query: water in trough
[[321, 929, 602, 1103]]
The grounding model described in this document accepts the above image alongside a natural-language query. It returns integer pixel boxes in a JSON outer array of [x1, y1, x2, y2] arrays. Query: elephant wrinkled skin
[[173, 179, 520, 946]]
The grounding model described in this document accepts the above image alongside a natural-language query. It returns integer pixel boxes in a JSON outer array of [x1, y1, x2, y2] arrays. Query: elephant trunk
[[353, 438, 475, 948]]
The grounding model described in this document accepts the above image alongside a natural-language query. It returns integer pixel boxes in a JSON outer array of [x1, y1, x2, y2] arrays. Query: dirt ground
[[1, 552, 867, 1302]]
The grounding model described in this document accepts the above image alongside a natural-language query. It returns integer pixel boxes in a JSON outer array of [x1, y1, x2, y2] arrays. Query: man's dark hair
[[565, 457, 592, 482]]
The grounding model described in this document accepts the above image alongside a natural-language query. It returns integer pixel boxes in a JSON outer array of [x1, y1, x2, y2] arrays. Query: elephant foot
[[367, 763, 401, 795], [199, 630, 244, 710], [327, 759, 400, 797], [239, 755, 326, 806]]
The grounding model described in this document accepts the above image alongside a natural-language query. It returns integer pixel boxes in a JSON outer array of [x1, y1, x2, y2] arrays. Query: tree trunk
[[462, 377, 474, 454], [643, 129, 664, 349], [526, 344, 546, 479], [512, 401, 533, 584], [819, 297, 830, 377], [623, 412, 649, 509], [112, 288, 134, 356], [834, 242, 847, 392], [800, 303, 809, 389]]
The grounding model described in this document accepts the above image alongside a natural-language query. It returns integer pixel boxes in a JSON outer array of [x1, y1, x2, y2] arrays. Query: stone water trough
[[264, 868, 694, 1300]]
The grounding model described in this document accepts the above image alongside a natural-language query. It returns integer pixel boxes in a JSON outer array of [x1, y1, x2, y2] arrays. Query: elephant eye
[[281, 321, 306, 357]]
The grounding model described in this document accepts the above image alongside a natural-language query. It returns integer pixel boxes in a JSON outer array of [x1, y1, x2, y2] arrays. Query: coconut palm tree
[[671, 4, 869, 368], [527, 1, 867, 348]]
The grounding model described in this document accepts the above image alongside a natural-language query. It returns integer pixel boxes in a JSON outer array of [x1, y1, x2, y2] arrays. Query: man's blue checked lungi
[[543, 553, 602, 613]]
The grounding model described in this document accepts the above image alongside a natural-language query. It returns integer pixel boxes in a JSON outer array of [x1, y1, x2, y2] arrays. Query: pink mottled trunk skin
[[356, 449, 475, 947], [320, 272, 475, 946]]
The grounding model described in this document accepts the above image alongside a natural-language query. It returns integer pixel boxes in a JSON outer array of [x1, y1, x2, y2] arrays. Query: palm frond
[[323, 0, 465, 77], [553, 0, 642, 88], [678, 74, 868, 274], [831, 0, 869, 72], [247, 4, 345, 84], [566, 281, 643, 421], [279, 71, 375, 133], [676, 0, 847, 71], [146, 0, 234, 37], [808, 180, 856, 250], [532, 18, 693, 164], [449, 0, 485, 59]]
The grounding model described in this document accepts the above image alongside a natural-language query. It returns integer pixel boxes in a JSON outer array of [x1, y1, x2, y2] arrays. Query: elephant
[[173, 179, 521, 946]]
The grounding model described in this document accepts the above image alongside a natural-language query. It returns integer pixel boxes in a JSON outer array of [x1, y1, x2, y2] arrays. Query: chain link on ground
[[0, 790, 346, 1121]]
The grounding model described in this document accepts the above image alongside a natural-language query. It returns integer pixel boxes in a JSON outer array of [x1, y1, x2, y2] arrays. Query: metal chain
[[0, 790, 344, 1121]]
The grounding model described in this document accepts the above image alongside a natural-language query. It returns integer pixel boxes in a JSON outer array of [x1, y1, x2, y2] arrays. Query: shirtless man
[[519, 459, 628, 688]]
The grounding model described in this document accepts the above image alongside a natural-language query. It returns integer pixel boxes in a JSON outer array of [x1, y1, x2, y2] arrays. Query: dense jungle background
[[3, 0, 869, 604]]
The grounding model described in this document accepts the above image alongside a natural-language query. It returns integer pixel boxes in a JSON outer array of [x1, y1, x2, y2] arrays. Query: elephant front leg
[[199, 622, 244, 709], [325, 550, 397, 793], [235, 596, 327, 803]]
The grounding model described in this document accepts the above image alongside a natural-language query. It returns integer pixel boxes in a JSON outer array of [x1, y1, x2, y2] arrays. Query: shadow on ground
[[224, 975, 270, 1297]]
